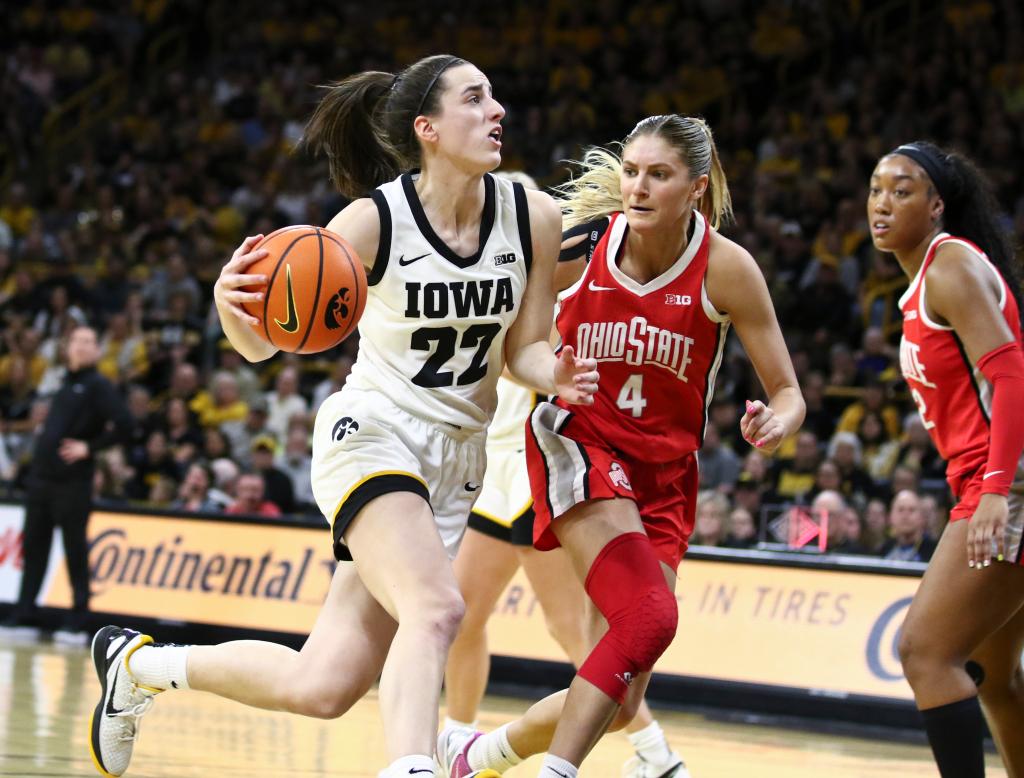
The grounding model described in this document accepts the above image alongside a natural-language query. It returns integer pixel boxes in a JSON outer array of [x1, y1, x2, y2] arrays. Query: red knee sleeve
[[578, 532, 678, 705]]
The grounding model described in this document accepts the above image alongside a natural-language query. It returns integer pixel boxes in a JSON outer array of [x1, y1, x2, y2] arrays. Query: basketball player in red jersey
[[870, 142, 1024, 778], [438, 115, 805, 778]]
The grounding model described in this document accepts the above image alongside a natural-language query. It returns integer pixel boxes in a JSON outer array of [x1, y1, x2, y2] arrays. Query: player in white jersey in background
[[86, 55, 597, 778], [443, 172, 689, 778]]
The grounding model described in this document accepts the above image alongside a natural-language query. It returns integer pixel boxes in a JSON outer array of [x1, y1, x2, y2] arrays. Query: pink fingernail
[[746, 401, 755, 413], [755, 440, 764, 448]]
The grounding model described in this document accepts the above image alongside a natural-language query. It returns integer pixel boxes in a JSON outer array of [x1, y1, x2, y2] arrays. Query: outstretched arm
[[706, 235, 805, 453], [504, 189, 598, 405]]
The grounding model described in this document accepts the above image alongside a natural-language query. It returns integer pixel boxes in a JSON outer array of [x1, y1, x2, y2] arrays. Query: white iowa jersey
[[346, 172, 532, 433], [487, 376, 539, 451]]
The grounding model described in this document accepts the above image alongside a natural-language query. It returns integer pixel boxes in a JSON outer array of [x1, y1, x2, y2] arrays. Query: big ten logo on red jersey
[[575, 315, 697, 382]]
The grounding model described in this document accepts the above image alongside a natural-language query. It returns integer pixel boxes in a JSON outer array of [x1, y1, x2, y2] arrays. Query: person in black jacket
[[4, 325, 132, 632]]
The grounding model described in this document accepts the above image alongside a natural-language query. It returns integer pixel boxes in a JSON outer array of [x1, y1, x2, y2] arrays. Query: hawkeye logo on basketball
[[576, 315, 696, 382], [493, 252, 517, 266], [324, 287, 351, 330]]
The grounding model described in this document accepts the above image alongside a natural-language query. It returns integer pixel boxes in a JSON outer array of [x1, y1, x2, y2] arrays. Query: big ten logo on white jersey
[[350, 173, 530, 431], [575, 315, 697, 382]]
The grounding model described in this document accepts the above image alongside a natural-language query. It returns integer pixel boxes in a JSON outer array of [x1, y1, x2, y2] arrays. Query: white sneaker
[[622, 750, 691, 778], [435, 727, 501, 777], [88, 626, 161, 777]]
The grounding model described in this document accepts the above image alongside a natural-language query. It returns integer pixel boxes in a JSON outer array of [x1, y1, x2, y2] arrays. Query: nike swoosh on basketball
[[274, 264, 300, 333], [464, 482, 480, 492], [398, 252, 430, 266], [407, 770, 433, 775], [588, 280, 616, 292], [983, 470, 1005, 480]]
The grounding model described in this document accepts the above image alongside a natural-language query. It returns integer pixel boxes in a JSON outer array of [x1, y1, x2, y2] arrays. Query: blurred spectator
[[895, 414, 946, 488], [194, 370, 249, 428], [172, 462, 220, 513], [216, 339, 262, 405], [879, 490, 937, 562], [126, 429, 180, 500], [277, 423, 314, 511], [698, 422, 741, 491], [857, 411, 899, 482], [862, 498, 890, 554], [692, 491, 730, 547], [768, 430, 820, 502], [827, 431, 875, 503], [223, 396, 271, 468], [208, 457, 240, 510], [722, 507, 757, 549], [814, 490, 867, 554], [265, 365, 308, 440], [836, 379, 901, 440], [249, 434, 294, 515], [226, 472, 282, 518]]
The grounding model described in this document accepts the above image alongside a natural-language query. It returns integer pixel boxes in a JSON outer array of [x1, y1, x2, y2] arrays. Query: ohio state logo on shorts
[[609, 462, 633, 491]]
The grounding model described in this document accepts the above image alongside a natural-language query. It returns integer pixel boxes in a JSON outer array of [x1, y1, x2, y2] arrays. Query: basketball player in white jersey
[[443, 172, 689, 778], [86, 54, 597, 778]]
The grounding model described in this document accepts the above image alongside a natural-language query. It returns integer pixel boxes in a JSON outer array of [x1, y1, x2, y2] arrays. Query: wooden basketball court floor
[[0, 639, 1007, 777]]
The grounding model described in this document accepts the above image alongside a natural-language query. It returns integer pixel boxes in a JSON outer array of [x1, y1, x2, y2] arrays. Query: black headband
[[415, 57, 459, 118], [890, 143, 952, 203]]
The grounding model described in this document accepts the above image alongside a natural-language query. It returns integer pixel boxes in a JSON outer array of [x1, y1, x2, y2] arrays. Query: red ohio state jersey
[[899, 232, 1022, 478], [555, 211, 729, 463]]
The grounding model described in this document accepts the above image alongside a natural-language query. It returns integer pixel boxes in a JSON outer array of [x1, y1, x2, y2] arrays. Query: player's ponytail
[[941, 149, 1023, 321], [555, 145, 626, 229], [304, 54, 465, 199], [700, 120, 733, 231]]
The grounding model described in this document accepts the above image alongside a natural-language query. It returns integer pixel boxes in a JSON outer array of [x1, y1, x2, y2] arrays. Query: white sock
[[378, 754, 434, 777], [443, 715, 477, 731], [127, 644, 192, 691], [468, 724, 523, 772], [539, 754, 578, 777], [627, 720, 673, 763]]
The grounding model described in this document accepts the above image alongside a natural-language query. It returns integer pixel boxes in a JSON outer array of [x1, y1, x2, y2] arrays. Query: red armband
[[977, 341, 1024, 495]]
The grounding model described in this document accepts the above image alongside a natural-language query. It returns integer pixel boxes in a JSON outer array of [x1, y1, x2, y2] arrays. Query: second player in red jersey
[[871, 142, 1024, 778], [439, 115, 804, 778]]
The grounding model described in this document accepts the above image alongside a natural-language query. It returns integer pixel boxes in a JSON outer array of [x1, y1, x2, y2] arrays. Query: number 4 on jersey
[[616, 374, 648, 418]]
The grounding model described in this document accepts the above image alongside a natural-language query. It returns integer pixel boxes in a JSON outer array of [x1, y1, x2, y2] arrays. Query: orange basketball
[[242, 226, 367, 354]]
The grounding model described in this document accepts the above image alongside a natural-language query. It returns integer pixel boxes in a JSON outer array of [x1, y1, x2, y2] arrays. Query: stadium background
[[0, 0, 1021, 750]]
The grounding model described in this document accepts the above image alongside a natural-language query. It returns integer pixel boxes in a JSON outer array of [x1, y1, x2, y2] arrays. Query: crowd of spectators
[[1, 0, 1022, 560]]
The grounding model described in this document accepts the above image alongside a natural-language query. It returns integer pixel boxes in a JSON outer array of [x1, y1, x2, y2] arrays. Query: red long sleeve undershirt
[[977, 341, 1024, 496]]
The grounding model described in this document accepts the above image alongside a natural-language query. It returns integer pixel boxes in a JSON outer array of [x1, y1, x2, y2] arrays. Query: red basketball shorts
[[525, 401, 697, 570], [948, 464, 1024, 563]]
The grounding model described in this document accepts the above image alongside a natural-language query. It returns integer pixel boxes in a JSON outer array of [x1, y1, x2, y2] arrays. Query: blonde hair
[[557, 115, 733, 230]]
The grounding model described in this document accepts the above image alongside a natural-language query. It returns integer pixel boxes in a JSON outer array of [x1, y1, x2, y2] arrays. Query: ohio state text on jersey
[[555, 211, 729, 462]]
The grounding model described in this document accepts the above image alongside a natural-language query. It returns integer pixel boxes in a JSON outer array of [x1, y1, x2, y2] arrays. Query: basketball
[[242, 225, 367, 354]]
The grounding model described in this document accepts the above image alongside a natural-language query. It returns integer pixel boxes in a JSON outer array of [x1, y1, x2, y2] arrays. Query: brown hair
[[303, 54, 465, 198]]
